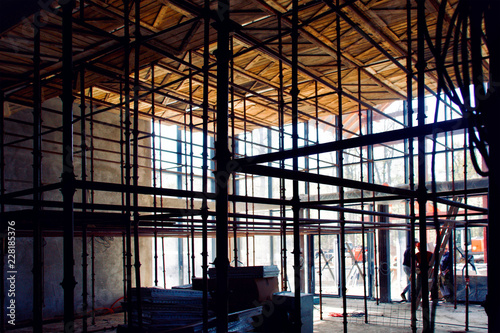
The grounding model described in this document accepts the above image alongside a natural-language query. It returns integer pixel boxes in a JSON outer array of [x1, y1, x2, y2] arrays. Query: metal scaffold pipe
[[80, 65, 89, 333], [214, 0, 231, 331], [0, 90, 4, 333], [61, 1, 77, 330], [32, 18, 43, 332], [202, 1, 211, 330], [133, 0, 143, 327], [291, 1, 302, 331], [417, 0, 430, 330]]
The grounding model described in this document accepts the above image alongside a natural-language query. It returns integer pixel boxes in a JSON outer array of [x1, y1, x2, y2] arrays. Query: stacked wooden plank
[[208, 265, 280, 279], [128, 287, 212, 331]]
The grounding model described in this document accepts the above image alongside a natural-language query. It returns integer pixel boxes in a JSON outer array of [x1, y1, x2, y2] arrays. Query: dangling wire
[[422, 0, 490, 176]]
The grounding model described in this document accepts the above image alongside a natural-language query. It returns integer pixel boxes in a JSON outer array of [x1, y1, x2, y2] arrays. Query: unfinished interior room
[[0, 0, 498, 332]]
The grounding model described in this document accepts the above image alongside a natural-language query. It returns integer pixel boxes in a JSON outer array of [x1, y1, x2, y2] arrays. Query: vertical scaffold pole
[[122, 0, 133, 325], [362, 224, 368, 323], [336, 1, 347, 330], [78, 2, 88, 330], [214, 0, 231, 331], [202, 1, 210, 330], [80, 66, 89, 333], [91, 234, 96, 325], [486, 3, 500, 330], [119, 81, 127, 325], [406, 2, 417, 331], [61, 1, 77, 331], [152, 63, 159, 288], [359, 68, 368, 324], [417, 0, 430, 330], [90, 85, 96, 326], [244, 97, 249, 267], [189, 51, 196, 280], [133, 0, 143, 327], [463, 130, 469, 331], [278, 13, 288, 292], [230, 37, 238, 268], [315, 81, 323, 321], [318, 227, 323, 320], [122, 232, 127, 324], [33, 20, 43, 332], [0, 90, 4, 333], [291, 1, 302, 331]]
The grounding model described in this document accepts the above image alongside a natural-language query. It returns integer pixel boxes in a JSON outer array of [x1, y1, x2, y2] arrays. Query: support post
[[91, 234, 96, 325], [32, 20, 44, 332], [358, 68, 368, 323], [151, 63, 159, 288], [335, 2, 347, 329], [202, 1, 211, 330], [315, 82, 323, 321], [122, 232, 127, 324], [377, 205, 390, 303], [405, 2, 417, 327], [123, 0, 133, 323], [0, 90, 4, 333], [61, 1, 77, 331], [307, 234, 315, 294], [214, 1, 231, 331], [230, 38, 238, 268], [133, 2, 143, 327], [463, 131, 469, 331], [361, 224, 368, 323], [278, 13, 288, 292], [291, 1, 302, 331], [80, 66, 88, 333], [485, 1, 500, 330], [189, 51, 196, 278], [417, 0, 430, 330], [318, 227, 323, 320]]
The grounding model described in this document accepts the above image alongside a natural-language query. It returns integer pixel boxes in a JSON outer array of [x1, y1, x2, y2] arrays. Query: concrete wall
[[3, 97, 154, 323]]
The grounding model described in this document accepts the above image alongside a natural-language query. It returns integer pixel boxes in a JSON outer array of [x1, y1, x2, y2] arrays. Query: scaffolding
[[0, 0, 497, 332]]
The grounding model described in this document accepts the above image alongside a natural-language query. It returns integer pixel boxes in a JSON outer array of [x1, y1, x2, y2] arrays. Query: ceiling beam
[[252, 0, 408, 99]]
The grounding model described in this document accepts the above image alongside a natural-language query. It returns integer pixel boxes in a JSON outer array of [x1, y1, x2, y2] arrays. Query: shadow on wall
[[3, 236, 152, 324]]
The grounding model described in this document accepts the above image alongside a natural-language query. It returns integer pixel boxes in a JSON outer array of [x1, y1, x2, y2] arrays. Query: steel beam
[[322, 0, 458, 113], [235, 117, 466, 167], [240, 164, 414, 198]]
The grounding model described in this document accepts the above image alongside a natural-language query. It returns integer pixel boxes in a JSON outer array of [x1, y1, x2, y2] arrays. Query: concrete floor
[[8, 298, 488, 332], [313, 297, 488, 333]]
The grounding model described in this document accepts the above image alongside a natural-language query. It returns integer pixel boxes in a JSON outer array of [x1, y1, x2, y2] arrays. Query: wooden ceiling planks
[[0, 0, 487, 131]]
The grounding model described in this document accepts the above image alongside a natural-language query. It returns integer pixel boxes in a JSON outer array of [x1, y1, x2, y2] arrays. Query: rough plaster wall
[[3, 97, 154, 322], [4, 236, 152, 323], [4, 98, 152, 207]]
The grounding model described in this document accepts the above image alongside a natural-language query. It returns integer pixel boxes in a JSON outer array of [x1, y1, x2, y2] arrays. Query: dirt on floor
[[313, 297, 488, 333]]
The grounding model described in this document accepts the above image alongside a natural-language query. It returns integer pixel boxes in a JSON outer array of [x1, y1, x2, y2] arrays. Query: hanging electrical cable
[[422, 0, 491, 177]]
